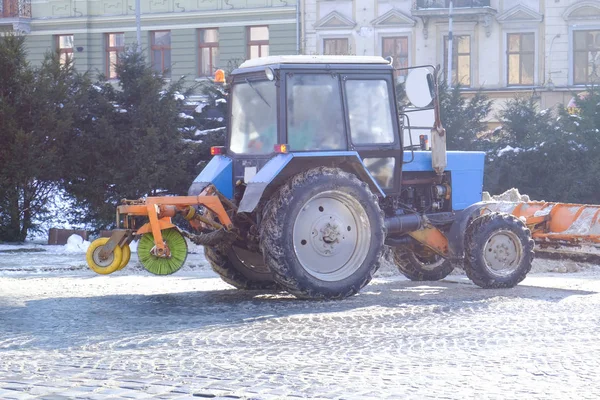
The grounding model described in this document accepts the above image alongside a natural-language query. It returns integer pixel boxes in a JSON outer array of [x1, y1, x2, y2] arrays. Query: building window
[[573, 30, 600, 85], [198, 29, 219, 77], [55, 35, 74, 65], [105, 33, 125, 79], [151, 31, 171, 77], [248, 26, 269, 59], [323, 38, 349, 55], [507, 33, 534, 86], [444, 35, 471, 86], [382, 37, 409, 79]]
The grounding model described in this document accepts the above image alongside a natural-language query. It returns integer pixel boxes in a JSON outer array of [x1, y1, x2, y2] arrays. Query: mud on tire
[[463, 212, 535, 288], [204, 246, 277, 290], [392, 245, 454, 281], [260, 167, 386, 300]]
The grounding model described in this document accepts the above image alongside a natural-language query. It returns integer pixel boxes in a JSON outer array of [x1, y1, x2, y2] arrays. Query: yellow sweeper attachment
[[482, 202, 600, 263], [85, 188, 238, 275]]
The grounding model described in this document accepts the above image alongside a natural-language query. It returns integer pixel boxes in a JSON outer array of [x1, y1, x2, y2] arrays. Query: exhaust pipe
[[385, 214, 424, 234]]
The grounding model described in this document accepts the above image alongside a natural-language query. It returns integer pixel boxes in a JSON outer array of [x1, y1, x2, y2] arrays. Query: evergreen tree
[[438, 82, 493, 151], [181, 79, 228, 170], [485, 90, 600, 203], [64, 48, 198, 227], [0, 35, 82, 241]]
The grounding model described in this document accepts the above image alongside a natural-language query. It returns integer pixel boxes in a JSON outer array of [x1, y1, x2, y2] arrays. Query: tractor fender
[[238, 151, 385, 214], [187, 155, 233, 199], [446, 201, 492, 261]]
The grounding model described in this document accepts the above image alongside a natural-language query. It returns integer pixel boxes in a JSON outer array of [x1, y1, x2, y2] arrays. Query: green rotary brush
[[137, 228, 188, 275]]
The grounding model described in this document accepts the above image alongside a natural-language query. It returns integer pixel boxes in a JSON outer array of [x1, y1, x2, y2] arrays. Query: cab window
[[363, 157, 395, 189], [286, 73, 346, 151], [345, 80, 395, 145], [230, 80, 277, 155]]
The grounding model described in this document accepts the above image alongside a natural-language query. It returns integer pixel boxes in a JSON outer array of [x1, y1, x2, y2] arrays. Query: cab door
[[341, 74, 403, 195]]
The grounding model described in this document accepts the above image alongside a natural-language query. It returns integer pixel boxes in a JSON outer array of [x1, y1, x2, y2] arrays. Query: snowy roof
[[239, 55, 391, 69]]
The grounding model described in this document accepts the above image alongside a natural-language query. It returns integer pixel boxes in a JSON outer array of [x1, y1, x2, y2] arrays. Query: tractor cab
[[189, 56, 463, 214], [223, 55, 405, 197]]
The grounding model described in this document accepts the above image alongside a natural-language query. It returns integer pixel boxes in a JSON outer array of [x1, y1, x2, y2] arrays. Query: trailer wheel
[[260, 167, 385, 300], [392, 246, 454, 281], [86, 238, 123, 275], [205, 246, 277, 290], [463, 212, 534, 288]]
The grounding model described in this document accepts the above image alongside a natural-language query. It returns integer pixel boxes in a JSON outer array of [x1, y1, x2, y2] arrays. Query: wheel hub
[[92, 246, 114, 267], [293, 191, 371, 282], [483, 230, 523, 275], [310, 218, 344, 257], [150, 242, 171, 258]]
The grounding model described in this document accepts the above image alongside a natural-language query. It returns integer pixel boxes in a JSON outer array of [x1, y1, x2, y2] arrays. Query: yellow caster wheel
[[86, 238, 123, 275], [117, 244, 131, 271]]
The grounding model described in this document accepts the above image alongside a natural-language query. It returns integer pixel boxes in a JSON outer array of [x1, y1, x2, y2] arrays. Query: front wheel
[[391, 245, 454, 281], [260, 167, 385, 300], [463, 212, 534, 288]]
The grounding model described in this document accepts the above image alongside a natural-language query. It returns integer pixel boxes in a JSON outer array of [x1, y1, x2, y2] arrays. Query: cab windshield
[[229, 80, 277, 155]]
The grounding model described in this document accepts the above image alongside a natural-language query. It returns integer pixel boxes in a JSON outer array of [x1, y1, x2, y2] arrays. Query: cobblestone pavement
[[1, 259, 600, 399]]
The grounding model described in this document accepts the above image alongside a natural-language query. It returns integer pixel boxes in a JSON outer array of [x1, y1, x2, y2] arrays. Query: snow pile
[[497, 145, 522, 156], [63, 234, 90, 253], [482, 188, 531, 202]]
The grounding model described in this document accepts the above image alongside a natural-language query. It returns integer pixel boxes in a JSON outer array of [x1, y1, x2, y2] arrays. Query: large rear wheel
[[260, 167, 385, 299], [205, 245, 277, 290]]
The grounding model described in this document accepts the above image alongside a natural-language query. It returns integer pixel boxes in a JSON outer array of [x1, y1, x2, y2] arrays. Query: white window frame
[[568, 23, 600, 86], [502, 28, 538, 87], [440, 32, 474, 87]]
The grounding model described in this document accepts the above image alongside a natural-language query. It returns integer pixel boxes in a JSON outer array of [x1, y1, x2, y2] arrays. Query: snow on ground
[[2, 261, 600, 399], [1, 234, 598, 277], [0, 235, 209, 276]]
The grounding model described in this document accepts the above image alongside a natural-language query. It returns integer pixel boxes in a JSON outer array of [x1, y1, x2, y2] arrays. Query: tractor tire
[[463, 212, 534, 288], [392, 246, 454, 281], [260, 167, 385, 300], [204, 246, 277, 290]]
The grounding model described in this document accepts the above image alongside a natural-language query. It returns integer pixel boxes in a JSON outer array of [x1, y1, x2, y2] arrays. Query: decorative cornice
[[29, 6, 296, 26], [313, 10, 356, 30], [562, 0, 600, 21], [371, 8, 416, 27], [496, 4, 543, 24]]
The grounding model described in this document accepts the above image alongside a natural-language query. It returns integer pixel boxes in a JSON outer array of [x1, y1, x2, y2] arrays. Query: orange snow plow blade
[[482, 202, 600, 262]]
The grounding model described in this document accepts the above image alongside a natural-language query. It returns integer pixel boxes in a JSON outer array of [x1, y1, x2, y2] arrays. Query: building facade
[[302, 0, 600, 118], [1, 0, 298, 80]]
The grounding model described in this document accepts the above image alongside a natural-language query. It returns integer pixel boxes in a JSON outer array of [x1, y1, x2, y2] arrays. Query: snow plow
[[85, 56, 595, 299], [482, 202, 600, 263]]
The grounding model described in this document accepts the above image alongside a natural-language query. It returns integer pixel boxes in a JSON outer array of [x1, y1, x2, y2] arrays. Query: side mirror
[[404, 67, 434, 108]]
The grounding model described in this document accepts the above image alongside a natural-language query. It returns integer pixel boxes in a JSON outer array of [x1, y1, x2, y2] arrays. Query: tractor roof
[[237, 55, 391, 70]]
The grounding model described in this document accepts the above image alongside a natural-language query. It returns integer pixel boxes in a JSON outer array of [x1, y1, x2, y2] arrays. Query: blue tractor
[[182, 55, 535, 299]]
